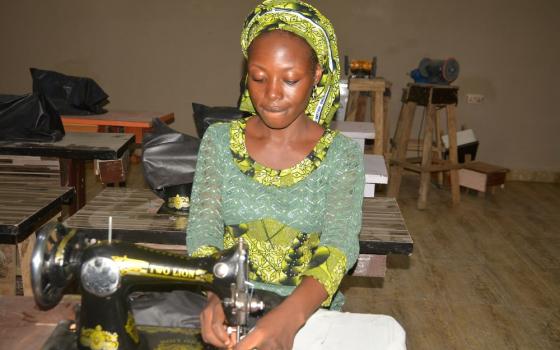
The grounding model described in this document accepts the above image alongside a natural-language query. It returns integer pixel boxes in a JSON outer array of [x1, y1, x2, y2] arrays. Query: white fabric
[[292, 309, 406, 350]]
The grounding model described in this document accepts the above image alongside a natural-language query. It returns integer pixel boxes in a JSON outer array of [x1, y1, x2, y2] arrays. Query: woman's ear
[[313, 64, 323, 86]]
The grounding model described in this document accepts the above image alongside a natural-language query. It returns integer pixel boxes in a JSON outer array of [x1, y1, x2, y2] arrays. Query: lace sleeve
[[186, 125, 225, 256], [301, 137, 365, 305]]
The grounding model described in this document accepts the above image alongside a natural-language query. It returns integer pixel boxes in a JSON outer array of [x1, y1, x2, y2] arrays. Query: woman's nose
[[265, 78, 283, 101]]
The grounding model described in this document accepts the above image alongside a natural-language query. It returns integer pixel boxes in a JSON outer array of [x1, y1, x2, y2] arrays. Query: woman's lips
[[262, 106, 286, 113]]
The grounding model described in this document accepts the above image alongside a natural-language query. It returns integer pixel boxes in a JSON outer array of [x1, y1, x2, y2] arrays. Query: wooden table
[[0, 183, 74, 295], [0, 296, 78, 349], [64, 188, 413, 276], [61, 110, 174, 144], [0, 132, 135, 213]]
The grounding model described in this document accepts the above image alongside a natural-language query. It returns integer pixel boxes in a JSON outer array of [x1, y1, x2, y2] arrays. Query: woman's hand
[[200, 291, 234, 348], [235, 277, 328, 350], [235, 302, 303, 350]]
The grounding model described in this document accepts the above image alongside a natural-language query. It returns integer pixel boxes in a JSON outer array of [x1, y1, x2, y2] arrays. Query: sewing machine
[[30, 222, 275, 350]]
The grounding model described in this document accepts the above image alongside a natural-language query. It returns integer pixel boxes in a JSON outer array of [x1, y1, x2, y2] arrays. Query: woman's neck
[[245, 115, 325, 170], [247, 114, 321, 145]]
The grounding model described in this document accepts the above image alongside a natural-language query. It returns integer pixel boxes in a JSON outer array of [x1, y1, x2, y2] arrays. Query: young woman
[[186, 1, 405, 349]]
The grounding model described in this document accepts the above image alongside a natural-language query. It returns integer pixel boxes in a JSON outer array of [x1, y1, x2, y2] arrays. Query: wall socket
[[466, 94, 484, 104]]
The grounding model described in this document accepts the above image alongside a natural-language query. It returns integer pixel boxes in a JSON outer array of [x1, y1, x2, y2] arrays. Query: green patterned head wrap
[[239, 0, 341, 127]]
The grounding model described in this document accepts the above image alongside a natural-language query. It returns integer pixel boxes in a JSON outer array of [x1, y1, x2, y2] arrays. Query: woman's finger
[[211, 305, 231, 346], [200, 305, 227, 347], [234, 329, 263, 350]]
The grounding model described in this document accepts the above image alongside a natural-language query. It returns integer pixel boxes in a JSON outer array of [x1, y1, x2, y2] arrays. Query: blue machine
[[410, 58, 460, 85]]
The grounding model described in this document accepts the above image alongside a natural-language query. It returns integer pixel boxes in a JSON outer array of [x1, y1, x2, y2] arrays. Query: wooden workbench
[[0, 183, 74, 296], [0, 132, 135, 213], [64, 188, 412, 255], [61, 110, 174, 144], [64, 188, 413, 277]]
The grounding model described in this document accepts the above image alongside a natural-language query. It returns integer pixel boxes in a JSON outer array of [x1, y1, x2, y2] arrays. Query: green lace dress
[[186, 118, 364, 310]]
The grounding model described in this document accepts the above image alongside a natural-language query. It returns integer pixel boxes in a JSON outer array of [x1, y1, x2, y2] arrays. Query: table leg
[[0, 244, 16, 295], [17, 234, 35, 296], [124, 127, 143, 164], [59, 158, 86, 214], [124, 127, 143, 144]]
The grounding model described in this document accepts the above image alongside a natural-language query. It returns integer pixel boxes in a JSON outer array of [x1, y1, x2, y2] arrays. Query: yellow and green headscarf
[[239, 0, 341, 127]]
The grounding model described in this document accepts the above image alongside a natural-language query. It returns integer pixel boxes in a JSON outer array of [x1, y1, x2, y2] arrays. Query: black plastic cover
[[192, 102, 247, 138], [0, 93, 65, 142], [31, 68, 109, 115], [142, 119, 200, 199]]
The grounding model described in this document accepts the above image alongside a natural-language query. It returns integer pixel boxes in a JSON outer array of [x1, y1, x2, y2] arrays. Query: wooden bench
[[64, 188, 413, 278]]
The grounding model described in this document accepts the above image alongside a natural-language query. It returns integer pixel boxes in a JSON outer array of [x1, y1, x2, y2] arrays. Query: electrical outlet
[[466, 94, 484, 104]]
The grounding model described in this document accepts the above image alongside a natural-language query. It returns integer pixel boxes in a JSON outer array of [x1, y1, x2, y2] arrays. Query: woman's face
[[247, 31, 322, 129]]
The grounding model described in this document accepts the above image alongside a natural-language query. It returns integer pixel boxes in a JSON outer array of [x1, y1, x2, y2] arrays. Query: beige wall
[[1, 0, 559, 171]]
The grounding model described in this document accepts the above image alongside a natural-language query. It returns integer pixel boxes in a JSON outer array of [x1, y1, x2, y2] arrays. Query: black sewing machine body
[[31, 223, 273, 350]]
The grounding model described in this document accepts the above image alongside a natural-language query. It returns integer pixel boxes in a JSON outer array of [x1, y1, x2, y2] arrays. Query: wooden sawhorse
[[388, 83, 462, 209]]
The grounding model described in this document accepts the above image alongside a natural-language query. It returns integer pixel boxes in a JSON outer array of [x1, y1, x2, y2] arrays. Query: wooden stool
[[387, 83, 462, 209], [345, 78, 391, 155]]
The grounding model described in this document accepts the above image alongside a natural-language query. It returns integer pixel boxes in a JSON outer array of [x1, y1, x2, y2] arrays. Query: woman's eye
[[285, 80, 299, 86], [250, 76, 264, 83]]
